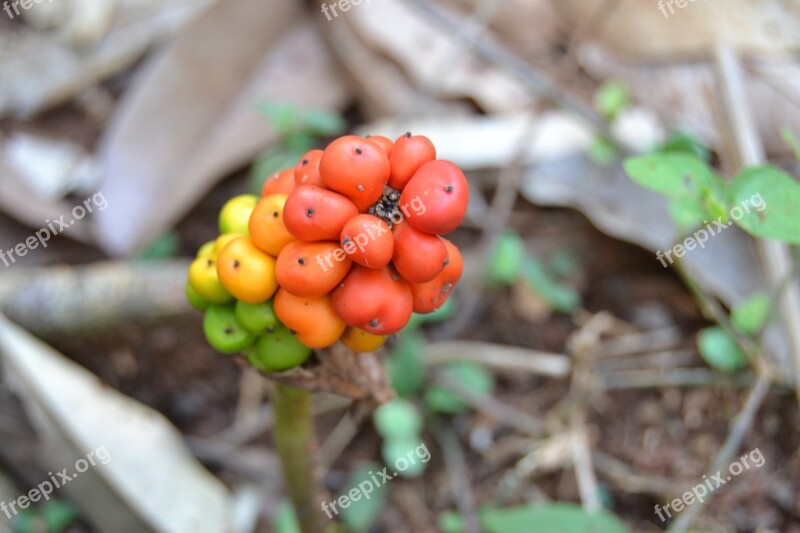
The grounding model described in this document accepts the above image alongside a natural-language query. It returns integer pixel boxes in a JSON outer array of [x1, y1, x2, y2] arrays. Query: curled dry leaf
[[95, 0, 350, 255], [0, 313, 234, 532], [438, 0, 561, 60], [344, 0, 535, 113], [0, 0, 212, 118], [557, 0, 800, 60]]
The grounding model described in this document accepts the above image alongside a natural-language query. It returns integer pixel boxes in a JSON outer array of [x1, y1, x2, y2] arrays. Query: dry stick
[[430, 421, 482, 533], [601, 368, 753, 391], [435, 372, 545, 436], [715, 44, 800, 399], [424, 340, 571, 377], [668, 374, 771, 532], [0, 260, 191, 335], [564, 314, 608, 513], [318, 401, 372, 471], [667, 45, 786, 532]]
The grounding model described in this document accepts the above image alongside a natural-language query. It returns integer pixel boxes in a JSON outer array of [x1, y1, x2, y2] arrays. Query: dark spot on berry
[[404, 131, 411, 137], [224, 327, 234, 335], [370, 318, 379, 328], [306, 207, 314, 217], [444, 185, 454, 193], [355, 147, 363, 155], [233, 260, 240, 268], [206, 259, 213, 267], [442, 282, 453, 293], [304, 302, 308, 306], [273, 211, 279, 218], [343, 237, 351, 245], [298, 258, 306, 265], [302, 159, 308, 166], [443, 258, 450, 266]]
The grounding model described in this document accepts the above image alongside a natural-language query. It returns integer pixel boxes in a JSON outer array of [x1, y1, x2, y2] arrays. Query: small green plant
[[249, 102, 345, 194], [623, 136, 800, 375], [485, 231, 582, 313], [437, 502, 627, 533]]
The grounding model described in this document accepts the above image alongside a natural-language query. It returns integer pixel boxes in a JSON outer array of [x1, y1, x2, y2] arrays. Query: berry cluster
[[187, 133, 468, 372]]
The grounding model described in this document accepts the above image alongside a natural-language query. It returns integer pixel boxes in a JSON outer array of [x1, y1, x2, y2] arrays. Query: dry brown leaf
[[344, 0, 535, 114], [0, 0, 211, 118], [557, 0, 800, 60], [439, 0, 561, 60], [95, 0, 350, 255], [0, 313, 234, 532]]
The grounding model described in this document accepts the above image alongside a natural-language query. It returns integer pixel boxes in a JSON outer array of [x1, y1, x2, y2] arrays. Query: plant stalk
[[273, 383, 324, 533]]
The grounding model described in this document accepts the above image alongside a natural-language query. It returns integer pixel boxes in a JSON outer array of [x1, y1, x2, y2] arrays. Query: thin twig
[[668, 374, 771, 531], [435, 372, 544, 436], [430, 420, 481, 533], [601, 368, 754, 390], [714, 44, 800, 399], [424, 340, 571, 377]]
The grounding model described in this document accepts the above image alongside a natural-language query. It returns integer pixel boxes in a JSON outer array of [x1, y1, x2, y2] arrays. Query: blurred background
[[1, 0, 800, 531]]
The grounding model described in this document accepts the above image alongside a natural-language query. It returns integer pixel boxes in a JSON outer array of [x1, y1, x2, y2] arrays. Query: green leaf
[[386, 332, 426, 397], [588, 136, 617, 166], [339, 463, 389, 532], [548, 249, 582, 278], [667, 197, 706, 233], [729, 166, 800, 243], [521, 258, 582, 313], [299, 108, 346, 137], [272, 502, 301, 533], [406, 297, 457, 330], [659, 131, 711, 163], [486, 231, 525, 286], [283, 132, 316, 153], [780, 128, 800, 161], [425, 362, 494, 414], [594, 80, 630, 122], [697, 326, 748, 373], [731, 293, 772, 336], [12, 500, 79, 533], [256, 101, 301, 136], [373, 399, 423, 441], [381, 437, 428, 478], [481, 503, 628, 533], [136, 231, 180, 261], [249, 146, 307, 194], [623, 154, 728, 220], [439, 511, 465, 533]]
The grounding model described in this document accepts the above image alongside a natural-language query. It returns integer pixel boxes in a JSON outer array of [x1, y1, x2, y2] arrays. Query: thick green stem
[[273, 384, 324, 533]]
